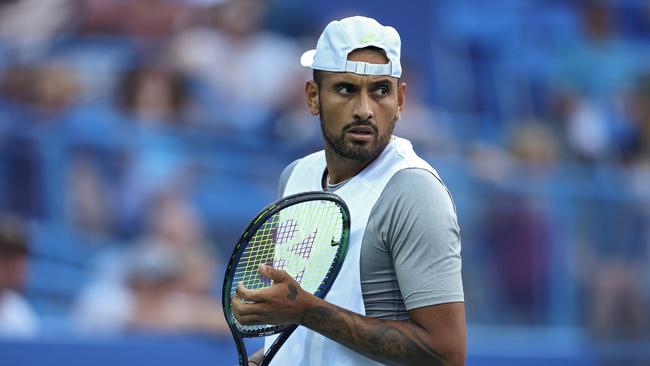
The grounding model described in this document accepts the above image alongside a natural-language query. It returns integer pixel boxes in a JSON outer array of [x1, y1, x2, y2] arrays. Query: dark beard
[[319, 100, 395, 161]]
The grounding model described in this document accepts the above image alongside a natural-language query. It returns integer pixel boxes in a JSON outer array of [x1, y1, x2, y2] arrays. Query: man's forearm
[[300, 300, 445, 366]]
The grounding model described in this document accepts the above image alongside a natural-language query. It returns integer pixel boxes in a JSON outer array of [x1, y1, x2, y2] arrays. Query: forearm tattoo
[[302, 304, 445, 366]]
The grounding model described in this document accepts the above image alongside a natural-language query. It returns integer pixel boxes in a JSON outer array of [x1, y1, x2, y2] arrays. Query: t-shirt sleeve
[[377, 168, 464, 310], [277, 159, 300, 198]]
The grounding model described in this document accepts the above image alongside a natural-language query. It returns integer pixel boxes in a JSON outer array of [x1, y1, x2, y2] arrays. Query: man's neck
[[322, 150, 374, 187]]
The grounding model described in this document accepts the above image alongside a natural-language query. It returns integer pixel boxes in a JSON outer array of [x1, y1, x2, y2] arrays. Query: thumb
[[259, 263, 286, 282]]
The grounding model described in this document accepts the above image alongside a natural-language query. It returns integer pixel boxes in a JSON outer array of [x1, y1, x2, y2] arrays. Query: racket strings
[[231, 199, 346, 334], [289, 229, 316, 260]]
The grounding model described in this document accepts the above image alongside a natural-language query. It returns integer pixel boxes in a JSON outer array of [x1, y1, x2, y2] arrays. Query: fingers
[[259, 263, 288, 282], [235, 282, 258, 302], [236, 313, 268, 326], [230, 292, 266, 324], [231, 291, 279, 326], [231, 265, 295, 309], [230, 269, 306, 326], [235, 281, 277, 303]]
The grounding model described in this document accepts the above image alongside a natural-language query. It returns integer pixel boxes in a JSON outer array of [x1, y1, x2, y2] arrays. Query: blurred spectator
[[114, 133, 196, 239], [118, 65, 193, 127], [483, 190, 551, 324], [565, 95, 612, 162], [0, 68, 37, 216], [0, 136, 44, 218], [0, 0, 75, 59], [31, 61, 82, 123], [271, 102, 322, 153], [143, 193, 204, 250], [0, 63, 36, 113], [67, 152, 116, 235], [575, 192, 650, 341], [572, 72, 650, 341], [393, 61, 460, 156], [476, 121, 560, 324], [626, 73, 650, 165], [0, 215, 39, 337], [105, 63, 202, 237], [552, 0, 642, 99], [545, 1, 643, 165], [73, 193, 227, 335], [166, 0, 303, 132], [584, 252, 649, 340], [270, 65, 321, 152], [78, 0, 190, 40], [0, 63, 37, 145], [547, 87, 636, 165], [509, 120, 560, 174], [0, 61, 83, 125], [125, 244, 225, 333]]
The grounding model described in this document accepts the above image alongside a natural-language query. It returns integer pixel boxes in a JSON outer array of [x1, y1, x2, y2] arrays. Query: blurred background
[[0, 0, 649, 365]]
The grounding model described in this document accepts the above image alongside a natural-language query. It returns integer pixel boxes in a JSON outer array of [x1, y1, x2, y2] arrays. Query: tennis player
[[231, 16, 465, 366]]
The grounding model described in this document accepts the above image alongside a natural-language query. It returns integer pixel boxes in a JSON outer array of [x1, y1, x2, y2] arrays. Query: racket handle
[[261, 324, 298, 366]]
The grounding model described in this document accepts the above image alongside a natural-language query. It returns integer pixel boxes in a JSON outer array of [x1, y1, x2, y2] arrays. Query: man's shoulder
[[281, 158, 301, 177], [277, 158, 301, 198], [375, 167, 456, 215], [384, 168, 447, 196]]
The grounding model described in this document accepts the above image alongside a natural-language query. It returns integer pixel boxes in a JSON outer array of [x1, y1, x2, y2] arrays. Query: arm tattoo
[[302, 305, 444, 366]]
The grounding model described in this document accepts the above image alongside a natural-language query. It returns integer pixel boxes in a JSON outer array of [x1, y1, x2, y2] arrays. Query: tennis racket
[[222, 191, 351, 366]]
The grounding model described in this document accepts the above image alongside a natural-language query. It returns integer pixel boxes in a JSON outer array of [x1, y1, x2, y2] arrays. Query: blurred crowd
[[0, 0, 649, 348]]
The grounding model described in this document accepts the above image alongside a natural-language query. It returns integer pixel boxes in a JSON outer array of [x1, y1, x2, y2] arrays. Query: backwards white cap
[[300, 16, 402, 78]]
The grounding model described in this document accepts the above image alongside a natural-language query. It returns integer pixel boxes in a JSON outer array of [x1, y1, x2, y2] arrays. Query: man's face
[[307, 49, 406, 162]]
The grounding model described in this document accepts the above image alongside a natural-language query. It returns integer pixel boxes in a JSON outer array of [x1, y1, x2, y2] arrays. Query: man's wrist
[[298, 292, 319, 325]]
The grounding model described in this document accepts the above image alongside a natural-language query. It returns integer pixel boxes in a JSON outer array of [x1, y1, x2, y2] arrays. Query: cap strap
[[343, 60, 393, 76]]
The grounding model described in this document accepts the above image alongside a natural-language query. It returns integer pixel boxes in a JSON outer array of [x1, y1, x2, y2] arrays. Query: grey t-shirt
[[278, 160, 464, 320]]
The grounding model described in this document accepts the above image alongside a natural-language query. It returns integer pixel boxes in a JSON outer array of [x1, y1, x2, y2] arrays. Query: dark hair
[[313, 69, 323, 87]]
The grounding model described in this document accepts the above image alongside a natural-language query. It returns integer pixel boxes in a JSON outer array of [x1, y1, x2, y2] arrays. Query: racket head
[[222, 191, 350, 338]]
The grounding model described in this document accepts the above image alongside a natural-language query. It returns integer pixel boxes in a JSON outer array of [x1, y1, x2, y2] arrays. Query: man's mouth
[[345, 125, 376, 142]]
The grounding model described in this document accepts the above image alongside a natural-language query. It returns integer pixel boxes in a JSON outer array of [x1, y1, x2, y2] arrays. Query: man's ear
[[397, 82, 407, 114], [305, 80, 320, 116]]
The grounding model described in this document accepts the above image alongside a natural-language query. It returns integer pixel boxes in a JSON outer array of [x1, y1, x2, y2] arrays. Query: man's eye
[[373, 86, 389, 96], [336, 85, 355, 95]]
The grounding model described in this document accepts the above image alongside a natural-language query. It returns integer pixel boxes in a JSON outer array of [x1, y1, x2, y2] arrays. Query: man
[[232, 16, 465, 365]]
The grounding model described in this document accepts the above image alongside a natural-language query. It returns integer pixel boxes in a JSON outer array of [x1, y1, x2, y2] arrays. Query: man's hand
[[230, 264, 314, 326]]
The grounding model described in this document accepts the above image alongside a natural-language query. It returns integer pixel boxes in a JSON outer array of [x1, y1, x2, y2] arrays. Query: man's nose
[[353, 92, 373, 121]]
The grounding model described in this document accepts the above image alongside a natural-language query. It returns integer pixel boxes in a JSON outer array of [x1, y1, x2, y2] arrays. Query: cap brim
[[300, 49, 317, 67]]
